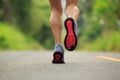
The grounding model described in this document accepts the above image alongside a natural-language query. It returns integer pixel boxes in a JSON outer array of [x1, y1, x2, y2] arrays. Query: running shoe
[[64, 17, 77, 51], [52, 44, 65, 64]]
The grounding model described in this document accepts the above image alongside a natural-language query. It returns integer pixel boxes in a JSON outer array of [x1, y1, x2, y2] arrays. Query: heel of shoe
[[52, 52, 65, 64]]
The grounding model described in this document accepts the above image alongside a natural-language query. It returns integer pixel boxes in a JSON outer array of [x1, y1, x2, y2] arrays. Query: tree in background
[[12, 0, 32, 33], [78, 0, 120, 51], [0, 0, 32, 33], [0, 0, 54, 49]]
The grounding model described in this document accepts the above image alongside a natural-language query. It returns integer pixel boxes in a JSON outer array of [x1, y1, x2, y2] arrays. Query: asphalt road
[[0, 51, 120, 80]]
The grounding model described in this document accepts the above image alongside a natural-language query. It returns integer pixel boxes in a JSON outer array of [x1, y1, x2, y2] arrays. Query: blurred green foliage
[[0, 23, 42, 50], [0, 0, 120, 51], [0, 0, 54, 50], [89, 31, 120, 51], [77, 0, 120, 52]]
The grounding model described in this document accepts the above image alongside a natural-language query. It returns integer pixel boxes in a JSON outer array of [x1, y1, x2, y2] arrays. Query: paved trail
[[0, 51, 120, 80]]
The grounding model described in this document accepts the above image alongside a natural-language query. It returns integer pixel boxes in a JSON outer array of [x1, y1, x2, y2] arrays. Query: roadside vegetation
[[0, 0, 120, 52]]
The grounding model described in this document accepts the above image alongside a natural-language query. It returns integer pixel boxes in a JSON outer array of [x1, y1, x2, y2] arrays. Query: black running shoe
[[52, 44, 65, 64]]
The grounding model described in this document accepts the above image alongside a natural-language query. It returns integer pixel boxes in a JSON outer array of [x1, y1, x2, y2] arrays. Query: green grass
[[78, 31, 120, 52], [84, 31, 120, 52], [0, 22, 43, 50]]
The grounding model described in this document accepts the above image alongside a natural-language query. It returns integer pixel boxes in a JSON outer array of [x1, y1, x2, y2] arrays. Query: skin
[[49, 0, 80, 45]]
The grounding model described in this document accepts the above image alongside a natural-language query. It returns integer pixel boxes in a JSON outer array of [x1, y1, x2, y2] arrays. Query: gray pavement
[[0, 51, 120, 80]]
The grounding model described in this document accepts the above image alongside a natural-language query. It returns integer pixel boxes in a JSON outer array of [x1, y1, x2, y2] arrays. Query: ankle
[[55, 43, 63, 47]]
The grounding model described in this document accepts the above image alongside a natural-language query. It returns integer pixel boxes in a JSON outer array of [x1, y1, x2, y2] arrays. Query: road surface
[[0, 51, 120, 80]]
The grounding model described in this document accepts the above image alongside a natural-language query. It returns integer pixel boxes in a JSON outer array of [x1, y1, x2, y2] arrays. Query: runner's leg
[[49, 0, 65, 63], [49, 0, 62, 44], [66, 0, 79, 22], [64, 0, 80, 51]]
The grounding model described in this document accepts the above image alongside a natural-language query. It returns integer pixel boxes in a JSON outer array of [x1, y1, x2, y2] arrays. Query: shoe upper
[[54, 44, 64, 54]]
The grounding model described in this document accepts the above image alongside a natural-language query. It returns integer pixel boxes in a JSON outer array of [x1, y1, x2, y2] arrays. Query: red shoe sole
[[64, 18, 77, 51], [52, 52, 65, 64]]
